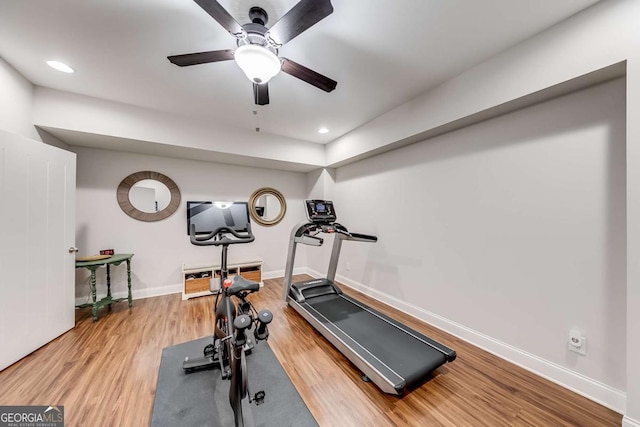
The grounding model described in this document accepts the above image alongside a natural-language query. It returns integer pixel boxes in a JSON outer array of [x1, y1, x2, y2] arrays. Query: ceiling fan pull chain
[[254, 109, 261, 132]]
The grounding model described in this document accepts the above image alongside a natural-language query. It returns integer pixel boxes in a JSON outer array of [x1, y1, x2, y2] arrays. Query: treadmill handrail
[[283, 220, 378, 301], [295, 234, 323, 246], [338, 232, 377, 243]]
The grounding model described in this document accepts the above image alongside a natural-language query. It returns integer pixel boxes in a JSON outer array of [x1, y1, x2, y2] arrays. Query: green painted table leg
[[106, 264, 112, 298], [126, 259, 133, 307], [90, 268, 98, 322]]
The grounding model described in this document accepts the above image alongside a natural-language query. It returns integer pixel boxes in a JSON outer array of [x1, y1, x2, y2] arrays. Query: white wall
[[0, 57, 39, 140], [308, 78, 627, 409], [73, 147, 309, 302]]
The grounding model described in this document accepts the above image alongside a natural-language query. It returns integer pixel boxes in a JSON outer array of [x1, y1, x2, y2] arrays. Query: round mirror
[[130, 179, 172, 213], [117, 171, 180, 222], [249, 187, 286, 226]]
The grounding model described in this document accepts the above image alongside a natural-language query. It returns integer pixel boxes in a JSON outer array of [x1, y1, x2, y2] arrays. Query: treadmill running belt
[[306, 295, 446, 387]]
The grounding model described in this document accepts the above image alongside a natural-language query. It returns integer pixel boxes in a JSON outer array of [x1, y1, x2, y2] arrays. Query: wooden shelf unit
[[182, 258, 263, 300]]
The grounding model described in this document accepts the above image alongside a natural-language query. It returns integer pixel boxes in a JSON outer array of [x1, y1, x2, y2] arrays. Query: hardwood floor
[[0, 275, 622, 426]]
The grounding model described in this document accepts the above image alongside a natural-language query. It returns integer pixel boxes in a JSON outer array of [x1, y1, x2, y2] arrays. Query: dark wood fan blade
[[194, 0, 245, 37], [167, 50, 234, 66], [281, 58, 337, 92], [253, 83, 269, 105], [266, 0, 333, 46]]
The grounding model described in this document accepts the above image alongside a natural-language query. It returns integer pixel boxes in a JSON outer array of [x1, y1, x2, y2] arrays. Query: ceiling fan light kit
[[167, 0, 337, 105], [234, 44, 281, 84]]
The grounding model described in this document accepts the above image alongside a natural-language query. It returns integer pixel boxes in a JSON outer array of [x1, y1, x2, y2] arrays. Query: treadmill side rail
[[288, 298, 406, 395], [341, 294, 457, 363]]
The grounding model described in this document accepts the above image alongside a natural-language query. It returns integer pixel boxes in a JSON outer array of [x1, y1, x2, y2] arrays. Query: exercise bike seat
[[228, 274, 260, 296]]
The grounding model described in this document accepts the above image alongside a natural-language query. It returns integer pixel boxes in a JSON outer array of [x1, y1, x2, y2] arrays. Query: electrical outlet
[[568, 330, 587, 356]]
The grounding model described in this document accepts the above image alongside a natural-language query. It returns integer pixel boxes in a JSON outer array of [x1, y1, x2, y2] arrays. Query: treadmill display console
[[305, 200, 337, 223]]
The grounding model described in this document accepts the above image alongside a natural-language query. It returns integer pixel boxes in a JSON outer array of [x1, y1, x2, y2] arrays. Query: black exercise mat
[[151, 336, 318, 427]]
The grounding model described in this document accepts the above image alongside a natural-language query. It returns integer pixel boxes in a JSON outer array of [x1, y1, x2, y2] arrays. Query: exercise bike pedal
[[203, 343, 215, 358], [243, 337, 254, 354], [253, 390, 266, 405], [182, 355, 217, 373], [221, 366, 231, 380]]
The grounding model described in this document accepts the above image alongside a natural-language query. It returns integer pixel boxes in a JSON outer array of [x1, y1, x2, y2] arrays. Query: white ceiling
[[0, 0, 600, 148]]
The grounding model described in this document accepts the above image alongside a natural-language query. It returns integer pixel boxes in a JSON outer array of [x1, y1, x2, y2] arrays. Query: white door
[[0, 129, 76, 371]]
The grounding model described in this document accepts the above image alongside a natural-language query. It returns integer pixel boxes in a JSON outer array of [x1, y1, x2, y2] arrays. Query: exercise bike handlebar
[[189, 223, 255, 246]]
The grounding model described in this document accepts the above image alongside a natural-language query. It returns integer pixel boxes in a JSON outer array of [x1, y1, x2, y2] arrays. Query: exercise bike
[[183, 201, 273, 427]]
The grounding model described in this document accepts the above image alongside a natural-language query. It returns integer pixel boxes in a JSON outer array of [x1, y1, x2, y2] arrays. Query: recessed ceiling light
[[318, 127, 329, 134], [46, 60, 74, 73]]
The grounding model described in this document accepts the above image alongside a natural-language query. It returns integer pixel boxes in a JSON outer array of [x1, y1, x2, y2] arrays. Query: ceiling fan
[[168, 0, 337, 105]]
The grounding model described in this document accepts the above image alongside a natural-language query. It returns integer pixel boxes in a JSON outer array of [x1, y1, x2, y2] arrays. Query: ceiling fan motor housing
[[249, 6, 268, 26]]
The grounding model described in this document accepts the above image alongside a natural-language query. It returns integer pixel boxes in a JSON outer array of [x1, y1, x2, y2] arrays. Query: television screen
[[187, 201, 250, 235]]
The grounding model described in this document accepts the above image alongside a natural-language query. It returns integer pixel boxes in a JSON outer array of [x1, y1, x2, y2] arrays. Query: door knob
[[68, 247, 79, 253]]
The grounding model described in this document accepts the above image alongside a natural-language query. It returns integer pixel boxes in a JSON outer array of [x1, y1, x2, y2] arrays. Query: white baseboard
[[624, 416, 640, 427], [262, 269, 286, 280], [303, 269, 627, 414], [74, 267, 311, 306], [262, 267, 309, 280]]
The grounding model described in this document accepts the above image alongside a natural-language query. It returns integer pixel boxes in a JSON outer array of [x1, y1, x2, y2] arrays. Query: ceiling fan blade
[[167, 49, 234, 66], [266, 0, 333, 46], [194, 0, 245, 37], [253, 83, 269, 105], [281, 58, 337, 92]]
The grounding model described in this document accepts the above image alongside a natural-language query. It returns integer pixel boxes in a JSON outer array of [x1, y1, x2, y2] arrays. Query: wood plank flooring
[[0, 275, 622, 426]]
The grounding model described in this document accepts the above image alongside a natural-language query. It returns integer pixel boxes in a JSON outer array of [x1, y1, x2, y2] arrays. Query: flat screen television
[[186, 201, 250, 235]]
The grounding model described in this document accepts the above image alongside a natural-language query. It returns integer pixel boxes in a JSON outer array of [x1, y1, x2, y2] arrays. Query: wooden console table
[[75, 253, 134, 321]]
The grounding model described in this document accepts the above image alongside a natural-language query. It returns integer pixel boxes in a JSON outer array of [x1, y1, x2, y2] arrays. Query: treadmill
[[283, 200, 456, 395]]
